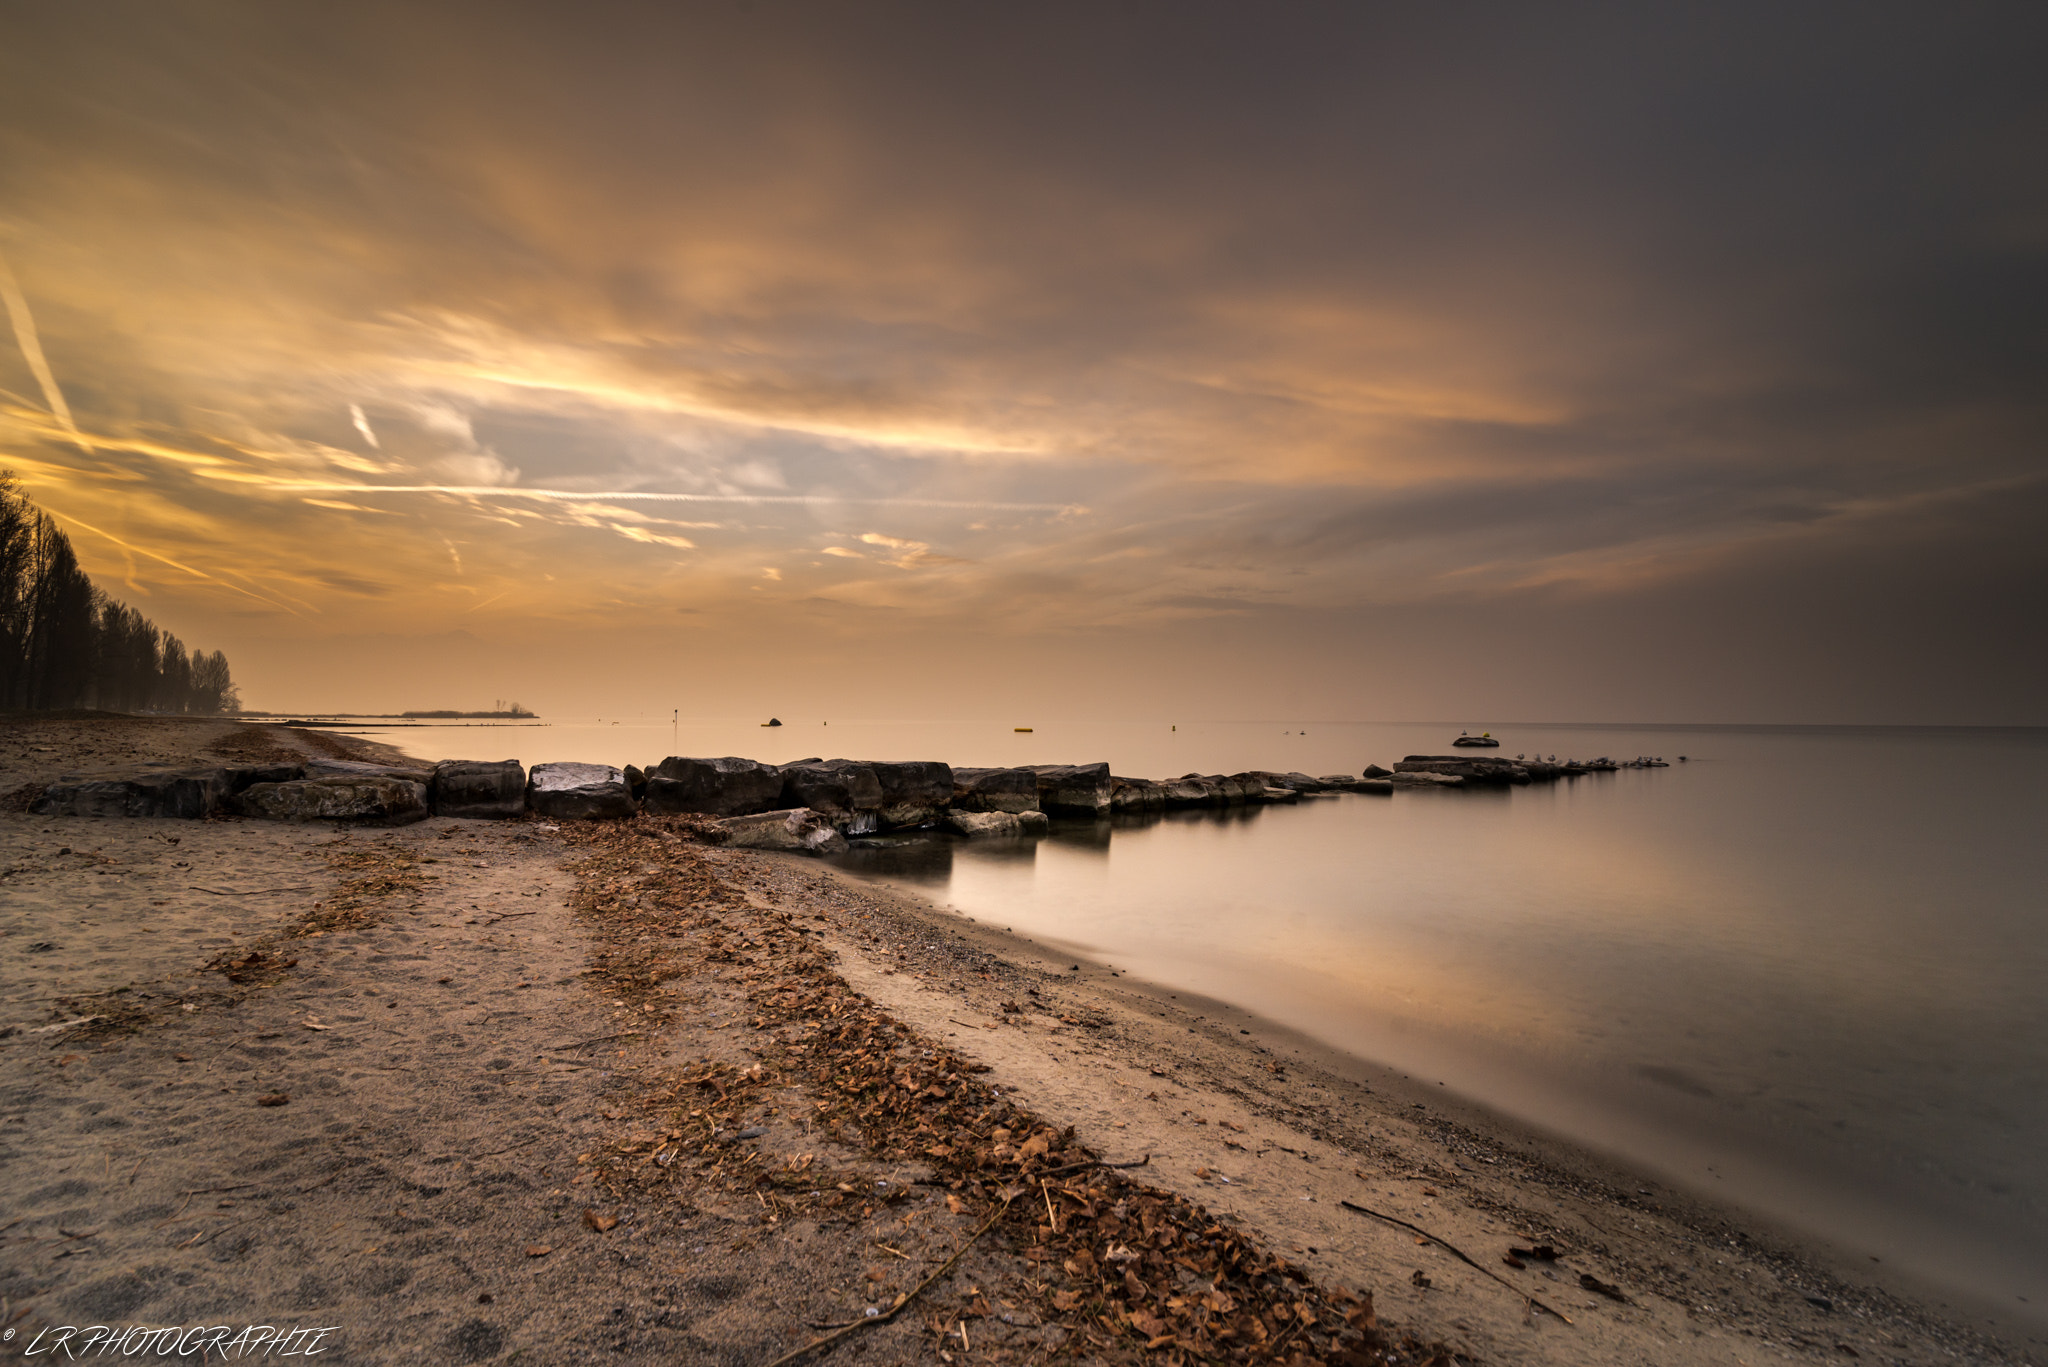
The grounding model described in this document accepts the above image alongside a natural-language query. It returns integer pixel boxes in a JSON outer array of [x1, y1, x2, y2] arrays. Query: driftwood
[[765, 1194, 1016, 1367], [1339, 1199, 1573, 1325], [1038, 1154, 1151, 1178]]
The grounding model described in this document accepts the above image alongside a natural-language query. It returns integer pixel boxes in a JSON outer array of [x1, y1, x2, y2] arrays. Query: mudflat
[[0, 718, 2030, 1365]]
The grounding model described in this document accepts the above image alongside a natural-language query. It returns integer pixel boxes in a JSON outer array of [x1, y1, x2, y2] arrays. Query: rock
[[1253, 771, 1330, 792], [1362, 764, 1393, 779], [716, 807, 847, 855], [1395, 756, 1532, 785], [951, 767, 1040, 814], [644, 756, 785, 816], [763, 717, 783, 727], [623, 764, 647, 802], [305, 759, 435, 784], [1387, 771, 1465, 787], [944, 808, 1051, 838], [779, 760, 884, 828], [225, 763, 305, 793], [1262, 786, 1300, 804], [1354, 778, 1394, 794], [233, 776, 429, 825], [1029, 763, 1114, 816], [867, 760, 954, 828], [946, 809, 1024, 837], [1162, 774, 1226, 807], [1110, 777, 1167, 811], [431, 759, 526, 819], [32, 768, 232, 820], [526, 762, 637, 820]]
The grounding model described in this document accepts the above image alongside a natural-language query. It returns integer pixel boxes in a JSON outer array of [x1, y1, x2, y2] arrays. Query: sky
[[1, 1, 2043, 723]]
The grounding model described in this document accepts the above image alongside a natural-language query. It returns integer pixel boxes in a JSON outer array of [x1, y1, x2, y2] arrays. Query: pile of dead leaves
[[203, 946, 299, 985], [555, 816, 1462, 1366], [295, 839, 430, 935], [1, 781, 46, 812]]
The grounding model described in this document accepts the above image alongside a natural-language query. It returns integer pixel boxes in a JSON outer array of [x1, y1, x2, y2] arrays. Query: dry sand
[[0, 718, 2035, 1365]]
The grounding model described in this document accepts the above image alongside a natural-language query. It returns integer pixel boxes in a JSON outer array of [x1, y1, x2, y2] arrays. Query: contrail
[[38, 503, 303, 614], [267, 483, 1085, 514], [349, 403, 380, 449], [0, 246, 90, 455]]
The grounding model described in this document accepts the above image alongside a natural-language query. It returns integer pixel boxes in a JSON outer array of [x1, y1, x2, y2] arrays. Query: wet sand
[[0, 718, 2035, 1365]]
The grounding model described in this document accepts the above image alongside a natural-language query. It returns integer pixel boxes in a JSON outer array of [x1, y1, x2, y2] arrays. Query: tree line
[[0, 472, 239, 713]]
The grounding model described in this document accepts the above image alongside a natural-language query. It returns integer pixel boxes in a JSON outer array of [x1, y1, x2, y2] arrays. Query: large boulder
[[32, 768, 232, 820], [431, 759, 526, 819], [233, 776, 429, 825], [1395, 756, 1531, 785], [1110, 778, 1166, 812], [644, 756, 785, 816], [1162, 775, 1226, 808], [225, 763, 305, 793], [1387, 770, 1465, 788], [716, 807, 848, 855], [1252, 771, 1331, 793], [951, 767, 1040, 814], [305, 759, 436, 784], [1028, 763, 1113, 816], [867, 760, 954, 828], [527, 762, 637, 820], [779, 760, 884, 827], [944, 809, 1052, 838]]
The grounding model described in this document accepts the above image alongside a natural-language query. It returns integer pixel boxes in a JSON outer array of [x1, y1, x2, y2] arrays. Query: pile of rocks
[[36, 747, 1581, 845]]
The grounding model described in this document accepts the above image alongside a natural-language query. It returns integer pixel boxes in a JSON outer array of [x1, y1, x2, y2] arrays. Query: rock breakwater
[[27, 738, 1648, 847]]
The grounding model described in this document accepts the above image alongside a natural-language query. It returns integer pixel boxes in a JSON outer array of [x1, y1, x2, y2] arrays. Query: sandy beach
[[1, 718, 2034, 1365]]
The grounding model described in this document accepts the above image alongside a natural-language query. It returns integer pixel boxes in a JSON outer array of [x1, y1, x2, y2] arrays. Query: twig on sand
[[1039, 1154, 1151, 1178], [1339, 1200, 1573, 1325], [178, 1213, 264, 1249], [188, 886, 313, 896], [765, 1194, 1015, 1367]]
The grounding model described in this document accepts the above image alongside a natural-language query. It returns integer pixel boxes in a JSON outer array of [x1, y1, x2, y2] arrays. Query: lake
[[361, 714, 2048, 1320]]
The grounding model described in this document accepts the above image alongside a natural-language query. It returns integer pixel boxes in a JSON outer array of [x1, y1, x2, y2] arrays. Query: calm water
[[367, 716, 2048, 1318]]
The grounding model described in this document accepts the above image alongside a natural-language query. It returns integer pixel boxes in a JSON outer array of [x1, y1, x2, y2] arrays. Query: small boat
[[761, 717, 783, 727], [1014, 727, 1033, 733], [1451, 731, 1500, 748]]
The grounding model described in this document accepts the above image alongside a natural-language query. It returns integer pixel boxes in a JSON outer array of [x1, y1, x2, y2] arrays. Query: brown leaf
[[582, 1209, 618, 1232], [256, 1093, 290, 1107], [1579, 1272, 1630, 1303], [525, 1244, 552, 1257], [945, 1194, 968, 1215], [1052, 1290, 1082, 1312]]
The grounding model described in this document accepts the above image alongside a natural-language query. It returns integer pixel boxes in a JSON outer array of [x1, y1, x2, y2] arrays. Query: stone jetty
[[26, 739, 1647, 848]]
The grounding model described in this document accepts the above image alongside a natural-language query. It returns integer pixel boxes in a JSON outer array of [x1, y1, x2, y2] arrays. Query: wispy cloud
[[0, 247, 89, 456]]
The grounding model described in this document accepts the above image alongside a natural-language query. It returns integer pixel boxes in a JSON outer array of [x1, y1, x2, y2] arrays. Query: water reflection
[[820, 726, 2048, 1322]]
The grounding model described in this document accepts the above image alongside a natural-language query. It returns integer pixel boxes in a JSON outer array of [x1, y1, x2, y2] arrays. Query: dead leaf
[[525, 1244, 552, 1257], [945, 1194, 968, 1215], [1579, 1272, 1630, 1303], [582, 1209, 618, 1232], [255, 1093, 290, 1107]]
